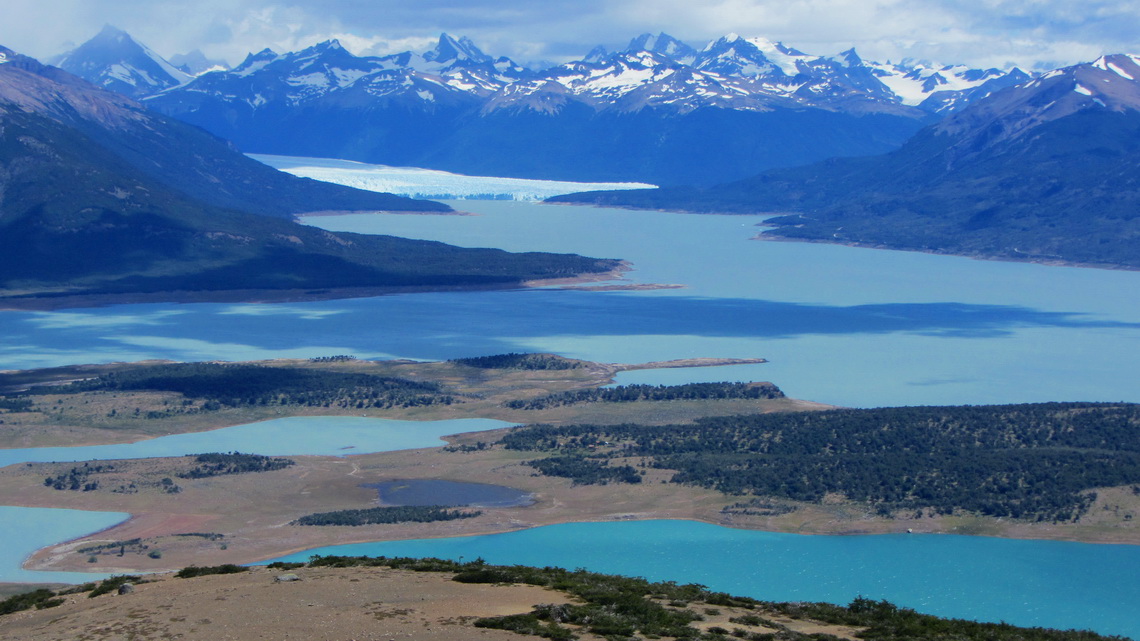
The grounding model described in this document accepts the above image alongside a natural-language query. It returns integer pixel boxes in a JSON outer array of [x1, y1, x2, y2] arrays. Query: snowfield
[[251, 154, 657, 201]]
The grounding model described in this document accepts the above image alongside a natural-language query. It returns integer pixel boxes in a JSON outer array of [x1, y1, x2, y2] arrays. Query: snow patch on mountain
[[744, 37, 816, 76]]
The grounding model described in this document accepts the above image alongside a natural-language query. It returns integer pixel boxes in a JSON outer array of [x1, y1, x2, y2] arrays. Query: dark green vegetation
[[173, 564, 249, 579], [178, 453, 295, 479], [0, 575, 145, 615], [0, 589, 64, 614], [450, 353, 587, 370], [506, 382, 784, 410], [0, 397, 34, 412], [757, 597, 1119, 641], [526, 455, 643, 485], [263, 556, 1122, 641], [502, 403, 1140, 521], [0, 47, 618, 301], [43, 463, 116, 492], [76, 539, 145, 555], [552, 71, 1140, 269], [292, 505, 482, 526], [35, 453, 291, 495], [86, 575, 144, 598], [29, 362, 455, 410]]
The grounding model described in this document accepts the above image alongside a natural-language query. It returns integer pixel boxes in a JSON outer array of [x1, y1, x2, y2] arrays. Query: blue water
[[370, 479, 534, 507], [268, 519, 1140, 639], [1, 201, 1136, 408], [3, 197, 1139, 633], [0, 417, 509, 584], [0, 507, 128, 584], [0, 417, 513, 468]]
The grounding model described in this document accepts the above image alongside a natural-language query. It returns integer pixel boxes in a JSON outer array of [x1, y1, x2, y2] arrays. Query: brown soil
[[0, 565, 877, 641], [0, 566, 570, 641]]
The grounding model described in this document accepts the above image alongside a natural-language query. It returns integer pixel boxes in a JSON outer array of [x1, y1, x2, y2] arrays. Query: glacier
[[252, 154, 657, 201]]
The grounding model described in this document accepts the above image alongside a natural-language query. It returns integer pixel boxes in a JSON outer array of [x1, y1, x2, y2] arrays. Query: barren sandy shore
[[0, 566, 569, 641], [0, 564, 871, 641]]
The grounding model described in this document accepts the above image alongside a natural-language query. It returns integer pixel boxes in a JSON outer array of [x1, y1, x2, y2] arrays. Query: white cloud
[[2, 0, 1139, 70]]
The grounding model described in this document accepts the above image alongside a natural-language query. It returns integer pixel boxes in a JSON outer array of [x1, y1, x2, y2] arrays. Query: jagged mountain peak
[[625, 32, 697, 61], [584, 45, 609, 63], [694, 33, 818, 78], [425, 33, 492, 65], [832, 48, 863, 67], [54, 25, 190, 97], [231, 48, 280, 75]]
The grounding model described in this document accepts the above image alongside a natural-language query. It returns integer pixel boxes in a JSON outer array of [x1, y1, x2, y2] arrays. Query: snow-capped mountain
[[151, 33, 527, 116], [931, 53, 1140, 161], [175, 39, 474, 109], [561, 52, 1140, 268], [69, 27, 1029, 185], [54, 24, 190, 98], [483, 50, 808, 114], [625, 32, 698, 63], [868, 60, 1032, 113], [421, 33, 492, 66], [575, 32, 1027, 115], [59, 26, 1036, 121], [693, 33, 816, 79]]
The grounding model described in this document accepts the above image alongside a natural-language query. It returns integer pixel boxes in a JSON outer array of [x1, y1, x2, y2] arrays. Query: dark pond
[[368, 479, 534, 508]]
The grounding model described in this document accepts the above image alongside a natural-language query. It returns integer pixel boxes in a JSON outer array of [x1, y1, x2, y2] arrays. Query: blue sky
[[3, 0, 1139, 70]]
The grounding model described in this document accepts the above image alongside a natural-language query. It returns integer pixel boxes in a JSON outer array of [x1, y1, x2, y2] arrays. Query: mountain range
[[553, 54, 1140, 268], [56, 28, 1030, 186], [23, 27, 1140, 270], [0, 45, 617, 302]]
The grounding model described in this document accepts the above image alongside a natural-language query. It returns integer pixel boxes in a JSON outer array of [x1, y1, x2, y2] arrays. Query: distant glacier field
[[251, 154, 656, 201]]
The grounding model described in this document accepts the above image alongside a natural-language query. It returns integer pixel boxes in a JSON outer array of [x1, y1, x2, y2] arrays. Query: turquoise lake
[[0, 417, 511, 585], [0, 507, 128, 584], [269, 519, 1140, 639], [2, 193, 1139, 636], [0, 416, 513, 468]]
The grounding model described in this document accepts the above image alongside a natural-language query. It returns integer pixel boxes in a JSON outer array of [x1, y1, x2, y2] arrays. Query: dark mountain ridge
[[0, 45, 447, 219], [0, 47, 618, 301]]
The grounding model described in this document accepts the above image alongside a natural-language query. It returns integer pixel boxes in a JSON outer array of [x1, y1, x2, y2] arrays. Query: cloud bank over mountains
[[3, 0, 1140, 72]]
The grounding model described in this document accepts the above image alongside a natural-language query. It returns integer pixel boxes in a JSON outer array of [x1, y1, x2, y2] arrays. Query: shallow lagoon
[[371, 479, 534, 507], [0, 417, 511, 583], [0, 507, 128, 584], [0, 417, 513, 468], [269, 519, 1140, 640]]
